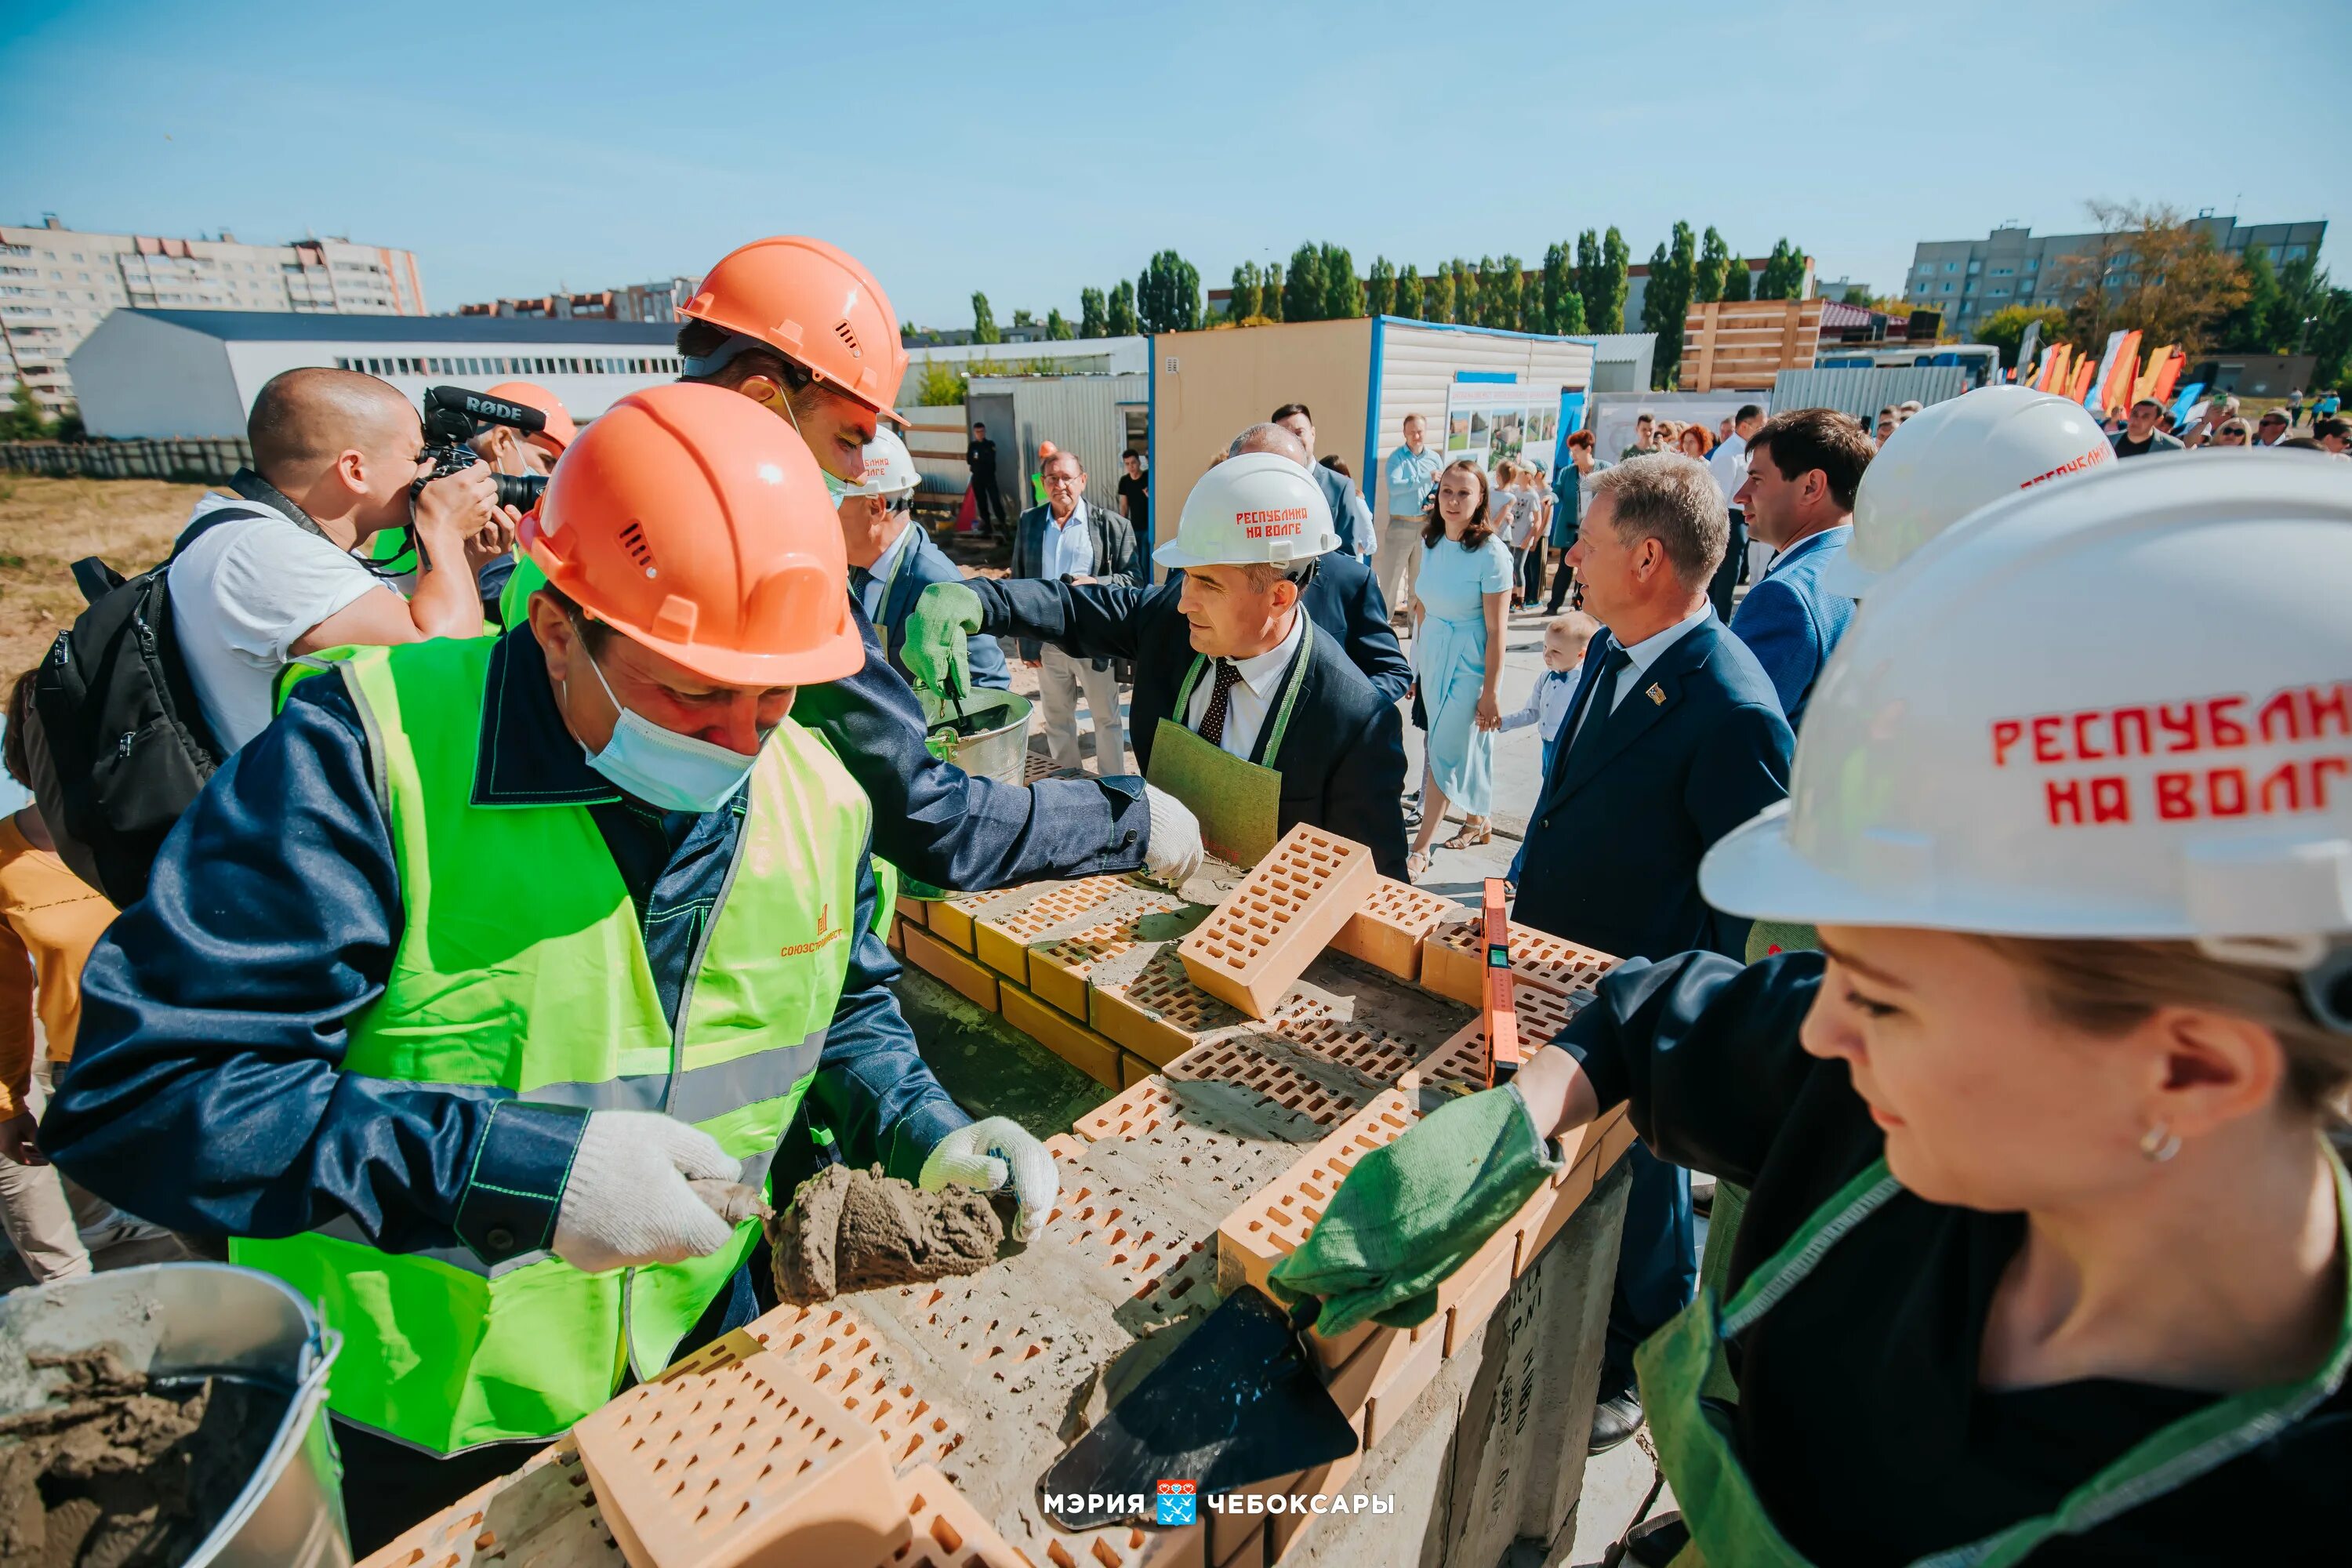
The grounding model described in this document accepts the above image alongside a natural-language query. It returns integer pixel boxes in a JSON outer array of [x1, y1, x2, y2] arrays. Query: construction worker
[[840, 427, 1009, 691], [898, 455, 1411, 878], [500, 236, 1199, 891], [44, 385, 1060, 1550], [472, 379, 573, 623], [1268, 455, 2352, 1562]]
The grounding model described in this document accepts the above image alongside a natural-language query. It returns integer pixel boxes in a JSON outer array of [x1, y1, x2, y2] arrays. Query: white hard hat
[[1153, 452, 1339, 569], [1703, 452, 2352, 964], [841, 426, 920, 499], [1824, 387, 2112, 597]]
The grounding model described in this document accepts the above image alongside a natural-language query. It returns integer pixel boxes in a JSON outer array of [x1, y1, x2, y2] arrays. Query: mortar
[[0, 1262, 349, 1567]]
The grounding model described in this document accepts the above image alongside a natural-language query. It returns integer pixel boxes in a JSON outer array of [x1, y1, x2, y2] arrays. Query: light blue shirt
[[1039, 500, 1094, 581], [1385, 443, 1442, 519], [858, 520, 920, 622]]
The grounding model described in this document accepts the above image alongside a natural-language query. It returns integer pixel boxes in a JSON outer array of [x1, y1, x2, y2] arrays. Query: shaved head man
[[1228, 422, 1312, 466], [165, 367, 516, 750]]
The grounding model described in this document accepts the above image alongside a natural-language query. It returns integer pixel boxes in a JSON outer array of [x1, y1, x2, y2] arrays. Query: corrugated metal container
[[967, 373, 1150, 541], [1770, 365, 1968, 419], [1582, 332, 1657, 394], [1366, 320, 1595, 516]]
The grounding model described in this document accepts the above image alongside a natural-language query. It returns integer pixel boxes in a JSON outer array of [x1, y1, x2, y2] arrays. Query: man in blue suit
[[1272, 402, 1377, 560], [1727, 408, 1867, 729], [838, 429, 1010, 692], [1514, 452, 1794, 1454]]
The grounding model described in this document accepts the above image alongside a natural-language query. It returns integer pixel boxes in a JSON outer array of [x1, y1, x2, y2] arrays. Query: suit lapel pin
[[1646, 682, 1666, 706]]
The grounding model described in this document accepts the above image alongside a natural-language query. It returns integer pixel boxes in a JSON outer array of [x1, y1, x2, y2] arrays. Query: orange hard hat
[[678, 237, 908, 421], [521, 383, 862, 687], [485, 380, 575, 454]]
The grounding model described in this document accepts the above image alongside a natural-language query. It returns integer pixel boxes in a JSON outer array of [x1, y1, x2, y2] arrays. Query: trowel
[[1040, 1284, 1359, 1530]]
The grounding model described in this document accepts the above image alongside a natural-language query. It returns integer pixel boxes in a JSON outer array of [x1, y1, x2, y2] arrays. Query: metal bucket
[[0, 1262, 350, 1567], [917, 688, 1034, 788]]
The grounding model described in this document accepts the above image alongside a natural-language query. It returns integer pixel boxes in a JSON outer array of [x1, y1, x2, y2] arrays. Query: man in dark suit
[[1011, 449, 1139, 772], [965, 421, 1004, 535], [839, 429, 1010, 691], [1272, 402, 1377, 560], [1515, 452, 1794, 1454], [902, 454, 1409, 879]]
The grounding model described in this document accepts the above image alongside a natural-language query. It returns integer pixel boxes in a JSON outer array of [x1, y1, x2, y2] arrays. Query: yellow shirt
[[0, 812, 119, 1117]]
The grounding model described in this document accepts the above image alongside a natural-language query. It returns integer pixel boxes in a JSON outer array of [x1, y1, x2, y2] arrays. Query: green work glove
[[1265, 1085, 1562, 1338], [901, 581, 984, 699]]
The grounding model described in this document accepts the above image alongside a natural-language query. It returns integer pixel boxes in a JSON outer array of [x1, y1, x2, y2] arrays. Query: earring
[[2139, 1120, 2182, 1163]]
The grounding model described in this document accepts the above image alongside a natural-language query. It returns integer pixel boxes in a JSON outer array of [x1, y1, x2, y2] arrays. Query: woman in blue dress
[[1406, 459, 1513, 880]]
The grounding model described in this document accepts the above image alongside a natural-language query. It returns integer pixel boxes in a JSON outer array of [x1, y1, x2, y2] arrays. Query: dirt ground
[[0, 477, 213, 679]]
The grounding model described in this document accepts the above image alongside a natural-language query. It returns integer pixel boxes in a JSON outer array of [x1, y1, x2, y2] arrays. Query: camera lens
[[495, 473, 548, 513]]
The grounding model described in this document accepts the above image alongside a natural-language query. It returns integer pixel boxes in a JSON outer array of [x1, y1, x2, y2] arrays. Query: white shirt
[[1038, 500, 1094, 581], [1183, 612, 1307, 762], [166, 492, 383, 752], [1563, 605, 1711, 753], [1708, 433, 1751, 510], [857, 519, 920, 622]]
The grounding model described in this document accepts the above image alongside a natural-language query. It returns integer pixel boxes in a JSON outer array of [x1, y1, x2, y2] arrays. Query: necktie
[[1557, 646, 1633, 783], [1196, 659, 1244, 748], [848, 566, 877, 616]]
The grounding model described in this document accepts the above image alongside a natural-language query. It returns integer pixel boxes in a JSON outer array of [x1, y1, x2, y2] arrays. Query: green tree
[[914, 361, 967, 407], [971, 292, 1000, 345], [1283, 243, 1327, 322], [1555, 289, 1586, 335], [2218, 245, 2283, 351], [1228, 263, 1261, 325], [1479, 256, 1522, 329], [1262, 263, 1284, 322], [0, 380, 51, 439], [1107, 279, 1140, 336], [1397, 263, 1420, 320], [1320, 244, 1364, 318], [1540, 242, 1574, 334], [1080, 287, 1108, 339], [1974, 304, 2069, 370], [1450, 258, 1478, 327], [1757, 239, 1808, 299], [1580, 229, 1629, 332], [1046, 308, 1074, 340], [1011, 308, 1036, 329], [2274, 253, 2329, 350], [1366, 256, 1396, 318], [1694, 227, 1733, 304], [1137, 250, 1202, 332], [2307, 285, 2352, 388], [1720, 254, 1751, 301], [2050, 201, 2246, 359], [1420, 264, 1453, 324], [1642, 223, 1697, 387]]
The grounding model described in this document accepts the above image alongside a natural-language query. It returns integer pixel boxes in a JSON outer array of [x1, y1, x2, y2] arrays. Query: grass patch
[[0, 475, 214, 677]]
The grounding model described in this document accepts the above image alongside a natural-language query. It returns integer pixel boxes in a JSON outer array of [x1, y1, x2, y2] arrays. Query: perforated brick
[[884, 1467, 1027, 1568], [1029, 888, 1189, 1019], [1033, 1167, 1205, 1303], [1163, 1036, 1370, 1131], [750, 1307, 970, 1473], [1330, 878, 1461, 982], [357, 1440, 620, 1568], [1419, 919, 1617, 1007], [573, 1348, 905, 1568], [1015, 1515, 1205, 1568], [1178, 826, 1376, 1018], [1259, 1008, 1425, 1089], [1003, 982, 1123, 1088], [973, 877, 1134, 986], [1022, 751, 1058, 784], [1214, 1089, 1417, 1301], [902, 924, 1002, 1012], [1413, 978, 1582, 1088], [1090, 945, 1245, 1067]]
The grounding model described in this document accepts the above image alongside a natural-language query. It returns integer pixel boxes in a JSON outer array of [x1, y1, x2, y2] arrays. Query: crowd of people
[[0, 227, 2347, 1565]]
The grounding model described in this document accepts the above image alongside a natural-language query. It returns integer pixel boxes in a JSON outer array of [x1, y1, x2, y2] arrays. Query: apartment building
[[0, 215, 424, 415], [456, 277, 699, 323]]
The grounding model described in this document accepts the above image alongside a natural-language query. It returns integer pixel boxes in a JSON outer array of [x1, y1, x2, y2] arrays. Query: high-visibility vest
[[231, 635, 866, 1454]]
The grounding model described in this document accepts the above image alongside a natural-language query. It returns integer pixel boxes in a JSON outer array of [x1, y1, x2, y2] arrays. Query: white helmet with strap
[[1704, 452, 2352, 999], [1154, 452, 1339, 569], [1823, 386, 2113, 597], [841, 427, 921, 499]]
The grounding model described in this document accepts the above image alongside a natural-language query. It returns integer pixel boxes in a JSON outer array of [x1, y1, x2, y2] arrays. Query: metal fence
[[1, 438, 251, 483], [1768, 366, 1969, 421]]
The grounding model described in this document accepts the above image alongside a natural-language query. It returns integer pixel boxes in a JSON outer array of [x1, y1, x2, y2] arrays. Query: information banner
[[1443, 373, 1560, 477]]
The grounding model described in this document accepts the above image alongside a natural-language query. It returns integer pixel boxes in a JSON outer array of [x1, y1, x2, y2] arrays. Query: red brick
[[972, 876, 1137, 989], [1329, 878, 1461, 982], [1179, 826, 1377, 1018], [1029, 890, 1190, 1018], [1091, 945, 1244, 1066], [750, 1306, 970, 1473], [1214, 1090, 1417, 1299], [1002, 982, 1123, 1089], [1361, 1317, 1447, 1446], [1163, 1036, 1372, 1132], [902, 924, 1001, 1012], [889, 1466, 1028, 1567], [1420, 919, 1617, 1007]]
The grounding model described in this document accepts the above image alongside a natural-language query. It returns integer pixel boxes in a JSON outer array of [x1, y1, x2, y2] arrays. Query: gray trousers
[[1377, 517, 1423, 615], [0, 1061, 127, 1281], [1038, 645, 1124, 773]]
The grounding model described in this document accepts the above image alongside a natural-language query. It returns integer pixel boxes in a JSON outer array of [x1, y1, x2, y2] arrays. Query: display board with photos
[[1444, 374, 1561, 478]]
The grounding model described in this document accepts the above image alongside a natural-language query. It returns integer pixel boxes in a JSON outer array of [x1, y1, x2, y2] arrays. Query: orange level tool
[[1481, 877, 1520, 1085]]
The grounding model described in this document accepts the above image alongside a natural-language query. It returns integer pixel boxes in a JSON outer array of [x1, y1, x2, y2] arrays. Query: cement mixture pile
[[769, 1163, 1004, 1305], [0, 1347, 281, 1568]]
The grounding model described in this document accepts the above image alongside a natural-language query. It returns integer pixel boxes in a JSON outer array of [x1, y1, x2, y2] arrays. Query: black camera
[[417, 384, 550, 513]]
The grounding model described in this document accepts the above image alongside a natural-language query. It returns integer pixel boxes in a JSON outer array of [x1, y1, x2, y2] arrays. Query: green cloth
[[1266, 1086, 1560, 1338], [900, 580, 983, 699]]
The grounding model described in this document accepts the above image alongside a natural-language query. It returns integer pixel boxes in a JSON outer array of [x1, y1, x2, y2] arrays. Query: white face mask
[[574, 643, 760, 813]]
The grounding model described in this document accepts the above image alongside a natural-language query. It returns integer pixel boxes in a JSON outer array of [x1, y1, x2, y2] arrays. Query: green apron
[[1638, 1147, 2352, 1567], [1143, 620, 1315, 868]]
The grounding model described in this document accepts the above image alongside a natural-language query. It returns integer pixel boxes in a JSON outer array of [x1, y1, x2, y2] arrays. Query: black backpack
[[30, 505, 267, 906]]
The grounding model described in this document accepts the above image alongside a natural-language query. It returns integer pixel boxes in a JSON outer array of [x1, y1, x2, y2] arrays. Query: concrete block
[[1330, 878, 1461, 982], [902, 924, 1002, 1013], [1092, 945, 1247, 1067], [1419, 920, 1617, 1008], [573, 1348, 906, 1568], [891, 1465, 1029, 1567], [1179, 826, 1377, 1018], [1214, 1090, 1417, 1299], [1003, 982, 1123, 1089], [973, 875, 1138, 989]]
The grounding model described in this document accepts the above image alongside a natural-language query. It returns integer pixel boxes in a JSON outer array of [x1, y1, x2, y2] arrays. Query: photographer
[[171, 368, 516, 751]]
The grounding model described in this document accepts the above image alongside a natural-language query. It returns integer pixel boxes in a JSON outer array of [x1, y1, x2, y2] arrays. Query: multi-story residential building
[[456, 277, 700, 324], [1907, 213, 2328, 336], [0, 215, 424, 416]]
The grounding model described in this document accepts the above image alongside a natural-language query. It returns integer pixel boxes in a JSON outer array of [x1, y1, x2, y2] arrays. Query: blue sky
[[5, 0, 2343, 327]]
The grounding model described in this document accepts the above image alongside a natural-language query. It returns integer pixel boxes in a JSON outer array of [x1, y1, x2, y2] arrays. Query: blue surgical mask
[[575, 644, 760, 812]]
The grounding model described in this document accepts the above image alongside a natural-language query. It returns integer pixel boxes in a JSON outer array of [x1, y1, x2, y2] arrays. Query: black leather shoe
[[1624, 1511, 1690, 1566], [1589, 1389, 1645, 1454]]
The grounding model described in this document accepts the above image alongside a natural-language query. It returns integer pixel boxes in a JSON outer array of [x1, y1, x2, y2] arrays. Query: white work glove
[[920, 1116, 1060, 1243], [550, 1110, 742, 1273], [1141, 785, 1204, 887]]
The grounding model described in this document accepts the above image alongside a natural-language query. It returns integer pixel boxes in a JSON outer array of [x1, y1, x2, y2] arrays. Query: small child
[[1501, 611, 1599, 889]]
